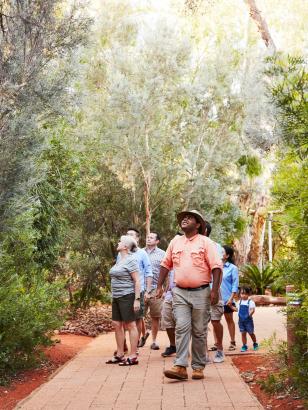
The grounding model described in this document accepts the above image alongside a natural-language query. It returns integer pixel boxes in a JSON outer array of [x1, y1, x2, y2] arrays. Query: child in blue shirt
[[233, 287, 259, 352]]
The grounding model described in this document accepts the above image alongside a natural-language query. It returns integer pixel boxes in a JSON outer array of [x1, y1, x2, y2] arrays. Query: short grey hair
[[120, 235, 138, 252]]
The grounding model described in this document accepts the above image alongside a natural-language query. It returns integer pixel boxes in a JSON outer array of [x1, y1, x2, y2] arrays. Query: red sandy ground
[[0, 335, 93, 410], [232, 354, 305, 410]]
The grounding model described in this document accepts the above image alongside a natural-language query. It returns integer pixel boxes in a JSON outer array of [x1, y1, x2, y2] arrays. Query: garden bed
[[232, 354, 305, 409]]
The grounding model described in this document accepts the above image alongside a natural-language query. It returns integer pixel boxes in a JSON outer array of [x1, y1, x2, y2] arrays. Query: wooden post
[[268, 212, 273, 263]]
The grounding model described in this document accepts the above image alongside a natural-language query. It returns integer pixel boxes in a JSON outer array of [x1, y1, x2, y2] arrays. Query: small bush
[[0, 275, 65, 384], [260, 316, 308, 401]]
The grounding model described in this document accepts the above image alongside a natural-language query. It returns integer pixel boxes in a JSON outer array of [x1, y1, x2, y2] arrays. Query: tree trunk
[[144, 175, 151, 237], [234, 227, 252, 266], [234, 190, 268, 267], [244, 0, 276, 53], [144, 131, 151, 236], [247, 205, 267, 266]]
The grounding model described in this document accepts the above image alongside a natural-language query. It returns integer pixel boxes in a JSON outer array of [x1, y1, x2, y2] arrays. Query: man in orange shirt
[[156, 210, 222, 380]]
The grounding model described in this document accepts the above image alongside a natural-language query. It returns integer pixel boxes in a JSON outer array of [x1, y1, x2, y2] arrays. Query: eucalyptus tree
[[82, 0, 307, 250], [84, 0, 193, 235], [82, 0, 247, 241]]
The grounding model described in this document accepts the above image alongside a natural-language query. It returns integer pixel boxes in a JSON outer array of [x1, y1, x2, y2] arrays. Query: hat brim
[[177, 211, 206, 235]]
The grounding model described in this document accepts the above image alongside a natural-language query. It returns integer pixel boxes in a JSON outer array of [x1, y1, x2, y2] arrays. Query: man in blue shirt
[[126, 228, 153, 341]]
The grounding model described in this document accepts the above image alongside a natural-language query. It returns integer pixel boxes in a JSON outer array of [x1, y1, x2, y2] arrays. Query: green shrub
[[0, 274, 65, 383], [0, 211, 66, 384], [237, 155, 262, 178], [259, 330, 308, 401]]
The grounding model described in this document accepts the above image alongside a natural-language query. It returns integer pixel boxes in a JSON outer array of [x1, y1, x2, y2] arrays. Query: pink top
[[161, 234, 223, 288]]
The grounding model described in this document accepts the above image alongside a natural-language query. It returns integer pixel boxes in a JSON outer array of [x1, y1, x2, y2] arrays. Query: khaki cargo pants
[[172, 286, 211, 369]]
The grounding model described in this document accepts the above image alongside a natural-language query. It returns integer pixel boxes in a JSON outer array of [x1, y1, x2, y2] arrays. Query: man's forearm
[[211, 268, 222, 292], [157, 266, 169, 288], [135, 280, 141, 299], [146, 276, 153, 292]]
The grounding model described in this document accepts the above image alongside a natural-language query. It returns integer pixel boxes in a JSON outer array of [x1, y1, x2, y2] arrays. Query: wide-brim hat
[[177, 209, 207, 235]]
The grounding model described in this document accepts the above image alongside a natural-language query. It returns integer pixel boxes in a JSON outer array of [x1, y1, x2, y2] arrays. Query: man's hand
[[226, 298, 233, 306], [210, 289, 219, 305], [156, 286, 164, 299]]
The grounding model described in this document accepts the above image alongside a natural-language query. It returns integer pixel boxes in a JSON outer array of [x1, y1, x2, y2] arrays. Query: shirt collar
[[224, 261, 230, 267], [145, 246, 157, 253], [184, 233, 199, 242]]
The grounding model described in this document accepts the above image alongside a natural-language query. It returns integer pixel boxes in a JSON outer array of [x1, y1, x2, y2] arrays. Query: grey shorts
[[210, 300, 224, 321], [161, 299, 175, 329]]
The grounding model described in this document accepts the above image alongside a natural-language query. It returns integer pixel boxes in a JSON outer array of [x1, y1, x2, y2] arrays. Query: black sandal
[[209, 344, 218, 351], [106, 355, 125, 364], [118, 357, 138, 366]]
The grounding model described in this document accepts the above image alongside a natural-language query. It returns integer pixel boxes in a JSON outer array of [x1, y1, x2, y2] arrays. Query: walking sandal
[[209, 344, 218, 351], [106, 355, 125, 364], [118, 357, 139, 366]]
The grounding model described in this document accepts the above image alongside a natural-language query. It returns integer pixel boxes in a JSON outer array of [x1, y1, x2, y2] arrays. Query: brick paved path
[[17, 307, 285, 410]]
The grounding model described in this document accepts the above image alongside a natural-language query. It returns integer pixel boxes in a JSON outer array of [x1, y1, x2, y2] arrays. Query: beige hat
[[120, 235, 138, 251], [177, 209, 207, 235]]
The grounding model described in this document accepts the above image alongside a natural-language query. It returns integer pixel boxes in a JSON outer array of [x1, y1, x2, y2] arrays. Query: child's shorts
[[239, 317, 254, 334]]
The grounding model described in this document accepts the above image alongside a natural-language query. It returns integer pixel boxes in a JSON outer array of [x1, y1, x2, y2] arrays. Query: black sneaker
[[161, 346, 176, 357], [138, 331, 150, 347]]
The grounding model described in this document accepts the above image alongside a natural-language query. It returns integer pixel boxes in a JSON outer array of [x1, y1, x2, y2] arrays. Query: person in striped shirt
[[142, 232, 166, 350]]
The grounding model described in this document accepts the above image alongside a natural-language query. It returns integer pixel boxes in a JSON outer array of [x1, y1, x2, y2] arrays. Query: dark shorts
[[224, 302, 236, 314], [112, 293, 136, 322], [239, 318, 254, 334]]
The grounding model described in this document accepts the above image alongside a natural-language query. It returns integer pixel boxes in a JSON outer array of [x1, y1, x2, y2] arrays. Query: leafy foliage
[[0, 1, 89, 380], [65, 158, 135, 307], [80, 0, 253, 244], [237, 155, 262, 178], [0, 275, 64, 383], [266, 55, 308, 155], [0, 211, 65, 382], [267, 55, 308, 280], [266, 54, 308, 398], [0, 0, 90, 228], [33, 125, 83, 271]]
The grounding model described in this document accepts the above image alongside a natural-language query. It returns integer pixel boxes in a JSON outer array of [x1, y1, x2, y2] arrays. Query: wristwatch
[[135, 297, 140, 301]]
